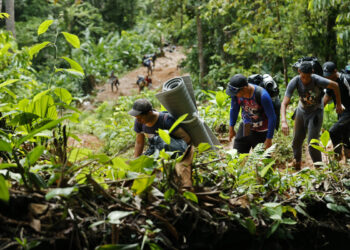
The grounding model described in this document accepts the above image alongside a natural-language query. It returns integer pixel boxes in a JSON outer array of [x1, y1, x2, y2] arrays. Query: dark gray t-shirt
[[285, 74, 330, 113]]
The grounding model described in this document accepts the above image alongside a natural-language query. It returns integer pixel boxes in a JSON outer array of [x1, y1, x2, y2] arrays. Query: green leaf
[[260, 160, 275, 177], [198, 143, 211, 154], [0, 175, 9, 202], [281, 218, 297, 225], [0, 163, 16, 169], [158, 129, 171, 145], [107, 211, 134, 225], [0, 79, 19, 89], [29, 42, 50, 59], [131, 175, 155, 195], [164, 188, 175, 201], [1, 87, 17, 99], [310, 144, 326, 153], [95, 243, 140, 250], [61, 32, 80, 48], [28, 172, 47, 189], [263, 202, 280, 208], [56, 68, 84, 77], [326, 203, 350, 213], [54, 87, 73, 105], [61, 57, 84, 74], [16, 116, 69, 146], [0, 13, 10, 19], [183, 191, 198, 203], [26, 146, 45, 166], [38, 20, 53, 35], [45, 187, 78, 200], [129, 155, 154, 173], [244, 218, 256, 235], [169, 113, 188, 133], [69, 148, 92, 162], [215, 91, 227, 108], [267, 221, 280, 238], [0, 139, 12, 152], [320, 130, 330, 147]]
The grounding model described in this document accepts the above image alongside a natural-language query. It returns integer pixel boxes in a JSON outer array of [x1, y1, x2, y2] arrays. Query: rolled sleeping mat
[[156, 76, 220, 146], [156, 77, 197, 119]]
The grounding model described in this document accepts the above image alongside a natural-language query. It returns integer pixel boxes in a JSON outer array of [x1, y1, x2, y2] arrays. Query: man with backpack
[[128, 99, 191, 158], [322, 61, 350, 160], [280, 61, 343, 170], [226, 74, 277, 153]]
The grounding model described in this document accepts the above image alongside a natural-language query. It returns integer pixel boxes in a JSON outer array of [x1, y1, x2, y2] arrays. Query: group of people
[[227, 61, 349, 169], [128, 60, 350, 170]]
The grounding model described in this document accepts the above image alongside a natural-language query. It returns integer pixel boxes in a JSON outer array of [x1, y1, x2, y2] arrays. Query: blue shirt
[[229, 85, 276, 139]]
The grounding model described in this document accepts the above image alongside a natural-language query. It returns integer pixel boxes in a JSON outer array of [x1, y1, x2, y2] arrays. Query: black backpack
[[247, 74, 281, 130], [292, 56, 323, 76]]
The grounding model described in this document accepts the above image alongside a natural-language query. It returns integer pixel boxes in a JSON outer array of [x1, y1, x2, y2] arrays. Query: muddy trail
[[96, 47, 187, 102]]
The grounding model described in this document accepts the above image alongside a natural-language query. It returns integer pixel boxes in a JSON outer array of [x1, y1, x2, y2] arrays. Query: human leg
[[307, 109, 323, 163], [233, 123, 252, 153], [292, 108, 306, 163]]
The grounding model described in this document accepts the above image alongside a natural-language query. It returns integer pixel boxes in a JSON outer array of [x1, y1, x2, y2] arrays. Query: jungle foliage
[[0, 0, 349, 249]]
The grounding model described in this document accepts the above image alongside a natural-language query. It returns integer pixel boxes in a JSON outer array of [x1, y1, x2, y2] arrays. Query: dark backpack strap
[[255, 86, 263, 106]]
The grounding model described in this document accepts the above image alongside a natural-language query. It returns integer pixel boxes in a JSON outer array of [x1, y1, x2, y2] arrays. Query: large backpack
[[247, 74, 281, 130], [292, 56, 323, 76]]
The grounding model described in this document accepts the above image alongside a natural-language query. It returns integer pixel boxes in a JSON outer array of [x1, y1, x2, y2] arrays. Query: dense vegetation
[[0, 0, 350, 249]]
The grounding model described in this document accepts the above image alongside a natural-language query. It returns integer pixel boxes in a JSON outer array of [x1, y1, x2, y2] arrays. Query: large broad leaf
[[54, 87, 73, 105], [0, 13, 9, 19], [38, 20, 53, 35], [45, 186, 78, 200], [107, 211, 134, 225], [216, 91, 228, 108], [0, 175, 9, 202], [61, 32, 80, 48], [33, 89, 51, 103], [26, 146, 45, 166], [169, 113, 188, 133], [29, 42, 50, 59], [61, 57, 84, 74], [69, 148, 92, 162], [320, 130, 330, 148], [260, 160, 275, 177], [128, 155, 154, 173], [1, 87, 17, 99], [158, 129, 170, 145], [183, 191, 198, 203], [198, 143, 211, 154], [0, 79, 19, 89], [0, 163, 16, 169], [31, 95, 58, 120], [131, 174, 155, 195], [326, 203, 350, 213], [0, 139, 11, 152]]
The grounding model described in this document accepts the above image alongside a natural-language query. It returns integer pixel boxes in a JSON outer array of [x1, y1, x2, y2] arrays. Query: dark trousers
[[329, 112, 350, 156], [233, 122, 267, 153]]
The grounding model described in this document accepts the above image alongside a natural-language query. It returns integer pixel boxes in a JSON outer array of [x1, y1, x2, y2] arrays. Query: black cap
[[226, 74, 248, 96], [128, 99, 152, 116], [298, 61, 313, 74], [323, 61, 337, 77]]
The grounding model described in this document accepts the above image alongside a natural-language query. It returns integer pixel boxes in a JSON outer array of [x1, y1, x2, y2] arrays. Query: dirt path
[[96, 47, 187, 102], [73, 47, 187, 150]]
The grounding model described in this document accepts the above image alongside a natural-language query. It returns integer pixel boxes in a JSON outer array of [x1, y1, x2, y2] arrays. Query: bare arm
[[280, 96, 291, 136], [134, 133, 145, 158], [323, 94, 332, 107], [326, 81, 343, 113], [172, 127, 191, 144]]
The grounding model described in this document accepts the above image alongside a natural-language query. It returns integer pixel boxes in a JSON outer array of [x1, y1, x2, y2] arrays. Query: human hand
[[264, 138, 272, 149], [336, 103, 345, 114], [281, 121, 289, 136], [229, 126, 236, 142]]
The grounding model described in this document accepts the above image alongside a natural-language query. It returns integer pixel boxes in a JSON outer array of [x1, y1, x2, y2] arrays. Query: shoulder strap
[[161, 112, 169, 129], [255, 86, 263, 106]]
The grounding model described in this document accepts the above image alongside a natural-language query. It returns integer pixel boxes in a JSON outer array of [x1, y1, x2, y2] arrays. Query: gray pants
[[293, 107, 323, 163]]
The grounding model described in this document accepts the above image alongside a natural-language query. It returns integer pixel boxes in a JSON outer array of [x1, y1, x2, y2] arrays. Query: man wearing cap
[[128, 99, 191, 158], [226, 74, 277, 153], [280, 61, 343, 170], [322, 61, 350, 160]]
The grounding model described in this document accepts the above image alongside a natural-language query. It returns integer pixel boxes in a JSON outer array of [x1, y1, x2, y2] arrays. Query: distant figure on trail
[[322, 61, 350, 160], [142, 53, 157, 75], [280, 61, 343, 170], [128, 99, 191, 158], [136, 75, 152, 93], [109, 71, 120, 92], [226, 74, 277, 154]]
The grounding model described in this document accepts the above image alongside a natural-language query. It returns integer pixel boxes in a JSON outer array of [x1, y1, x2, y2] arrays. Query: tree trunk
[[325, 9, 337, 64], [0, 0, 2, 12], [5, 0, 15, 38], [196, 8, 205, 86]]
